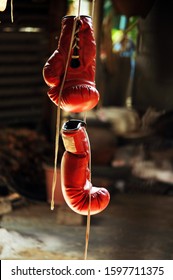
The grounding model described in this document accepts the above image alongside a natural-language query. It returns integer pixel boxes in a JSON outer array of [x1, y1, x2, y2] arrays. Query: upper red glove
[[61, 119, 110, 215], [43, 16, 99, 113]]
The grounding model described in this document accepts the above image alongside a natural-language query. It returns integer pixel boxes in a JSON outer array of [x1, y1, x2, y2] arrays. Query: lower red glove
[[61, 120, 110, 215]]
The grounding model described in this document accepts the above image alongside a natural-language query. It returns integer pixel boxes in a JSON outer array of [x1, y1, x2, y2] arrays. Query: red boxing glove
[[43, 16, 99, 113], [61, 120, 110, 215]]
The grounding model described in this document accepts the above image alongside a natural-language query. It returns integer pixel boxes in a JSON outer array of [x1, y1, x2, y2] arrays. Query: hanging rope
[[77, 0, 81, 18], [83, 0, 96, 261], [91, 0, 96, 19], [84, 129, 92, 260]]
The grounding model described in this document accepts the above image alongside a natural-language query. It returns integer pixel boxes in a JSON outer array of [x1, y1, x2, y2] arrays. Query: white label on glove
[[63, 135, 77, 153]]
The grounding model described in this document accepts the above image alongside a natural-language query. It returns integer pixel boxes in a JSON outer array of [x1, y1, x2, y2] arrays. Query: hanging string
[[91, 0, 96, 19], [83, 111, 87, 123], [84, 193, 91, 260], [51, 17, 80, 210], [11, 0, 13, 22], [77, 0, 82, 18], [84, 129, 92, 260], [83, 0, 96, 260], [50, 105, 61, 210]]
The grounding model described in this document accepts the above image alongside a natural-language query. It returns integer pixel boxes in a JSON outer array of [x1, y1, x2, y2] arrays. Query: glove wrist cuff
[[62, 119, 89, 155]]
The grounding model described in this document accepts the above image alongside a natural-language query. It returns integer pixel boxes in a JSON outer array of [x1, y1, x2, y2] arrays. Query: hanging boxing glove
[[43, 15, 99, 113], [61, 119, 110, 215]]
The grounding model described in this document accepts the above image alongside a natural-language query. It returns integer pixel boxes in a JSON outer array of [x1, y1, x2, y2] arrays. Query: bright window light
[[0, 0, 8, 11]]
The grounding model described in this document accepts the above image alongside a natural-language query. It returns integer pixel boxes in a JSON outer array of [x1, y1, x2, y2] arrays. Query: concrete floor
[[0, 192, 173, 260]]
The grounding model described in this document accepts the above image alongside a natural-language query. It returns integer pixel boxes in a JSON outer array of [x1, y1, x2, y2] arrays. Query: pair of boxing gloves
[[43, 16, 110, 215]]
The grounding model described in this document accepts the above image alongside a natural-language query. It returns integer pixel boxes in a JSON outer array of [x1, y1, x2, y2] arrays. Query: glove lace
[[71, 20, 81, 68]]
